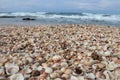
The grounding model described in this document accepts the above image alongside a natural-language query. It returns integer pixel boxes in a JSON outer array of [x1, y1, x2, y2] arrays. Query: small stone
[[9, 73, 24, 80]]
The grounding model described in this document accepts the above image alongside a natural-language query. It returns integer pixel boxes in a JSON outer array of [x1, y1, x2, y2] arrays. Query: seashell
[[84, 59, 94, 66], [74, 67, 82, 74], [29, 77, 39, 80], [52, 63, 59, 69], [112, 57, 119, 63], [60, 67, 66, 72], [61, 74, 69, 79], [26, 57, 33, 63], [70, 76, 78, 80], [39, 73, 48, 80], [50, 73, 56, 79], [96, 72, 102, 79], [42, 63, 48, 68], [114, 68, 120, 78], [60, 62, 68, 68], [31, 70, 40, 77], [103, 70, 110, 80], [97, 63, 106, 69], [45, 67, 53, 73], [91, 52, 102, 61], [23, 67, 32, 74], [78, 76, 85, 80], [86, 73, 95, 80], [54, 78, 62, 80], [64, 68, 72, 75], [106, 62, 118, 70], [104, 51, 111, 56], [0, 68, 5, 76], [5, 63, 19, 75], [0, 76, 6, 80], [52, 55, 62, 62], [9, 73, 24, 80], [37, 66, 43, 71]]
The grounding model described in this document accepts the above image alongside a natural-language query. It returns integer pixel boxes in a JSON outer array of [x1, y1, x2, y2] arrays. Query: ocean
[[0, 12, 120, 27]]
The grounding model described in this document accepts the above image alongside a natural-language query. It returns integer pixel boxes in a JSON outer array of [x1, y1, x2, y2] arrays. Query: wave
[[0, 12, 120, 22]]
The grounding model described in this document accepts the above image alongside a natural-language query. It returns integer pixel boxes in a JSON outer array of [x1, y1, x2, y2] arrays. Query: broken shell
[[86, 73, 95, 80], [9, 73, 24, 80], [97, 63, 106, 69], [114, 68, 120, 78], [60, 62, 68, 68], [54, 78, 62, 80], [84, 59, 94, 66], [50, 73, 56, 79], [104, 51, 111, 56], [64, 68, 72, 75], [5, 63, 19, 75], [23, 67, 32, 74], [61, 74, 69, 79], [70, 76, 78, 80], [52, 55, 62, 62], [0, 68, 5, 76], [31, 70, 40, 77], [45, 67, 53, 73], [74, 67, 82, 74], [106, 62, 118, 70]]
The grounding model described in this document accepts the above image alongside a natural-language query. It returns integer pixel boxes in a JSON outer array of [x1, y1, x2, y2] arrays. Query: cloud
[[0, 0, 120, 13], [99, 0, 120, 9]]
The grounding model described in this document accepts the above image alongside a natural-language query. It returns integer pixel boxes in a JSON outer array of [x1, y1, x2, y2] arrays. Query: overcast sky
[[0, 0, 120, 14]]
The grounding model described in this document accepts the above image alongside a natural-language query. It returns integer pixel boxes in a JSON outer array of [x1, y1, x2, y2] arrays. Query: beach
[[0, 24, 120, 80]]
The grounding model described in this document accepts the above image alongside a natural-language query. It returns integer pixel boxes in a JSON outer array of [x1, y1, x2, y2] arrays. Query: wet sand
[[0, 24, 120, 80]]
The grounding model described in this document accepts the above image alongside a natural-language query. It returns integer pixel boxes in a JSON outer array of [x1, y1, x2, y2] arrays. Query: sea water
[[0, 12, 120, 27]]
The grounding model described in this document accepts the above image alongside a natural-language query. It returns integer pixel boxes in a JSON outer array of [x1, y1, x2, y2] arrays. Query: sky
[[0, 0, 120, 14]]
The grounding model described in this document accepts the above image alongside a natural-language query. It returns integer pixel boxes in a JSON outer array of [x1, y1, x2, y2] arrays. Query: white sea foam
[[0, 12, 120, 22]]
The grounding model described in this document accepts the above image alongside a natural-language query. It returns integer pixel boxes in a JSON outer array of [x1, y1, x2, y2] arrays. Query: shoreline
[[0, 24, 120, 80]]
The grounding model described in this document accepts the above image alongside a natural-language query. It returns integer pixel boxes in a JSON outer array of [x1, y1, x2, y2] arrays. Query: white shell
[[52, 55, 61, 61], [5, 63, 19, 75], [106, 62, 118, 70], [9, 73, 24, 80], [0, 68, 5, 75], [86, 73, 95, 80], [70, 76, 78, 80], [104, 51, 111, 56], [45, 67, 53, 73]]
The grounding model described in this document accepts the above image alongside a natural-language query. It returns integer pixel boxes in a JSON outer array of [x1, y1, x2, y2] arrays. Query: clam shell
[[9, 73, 24, 80], [5, 63, 19, 75]]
